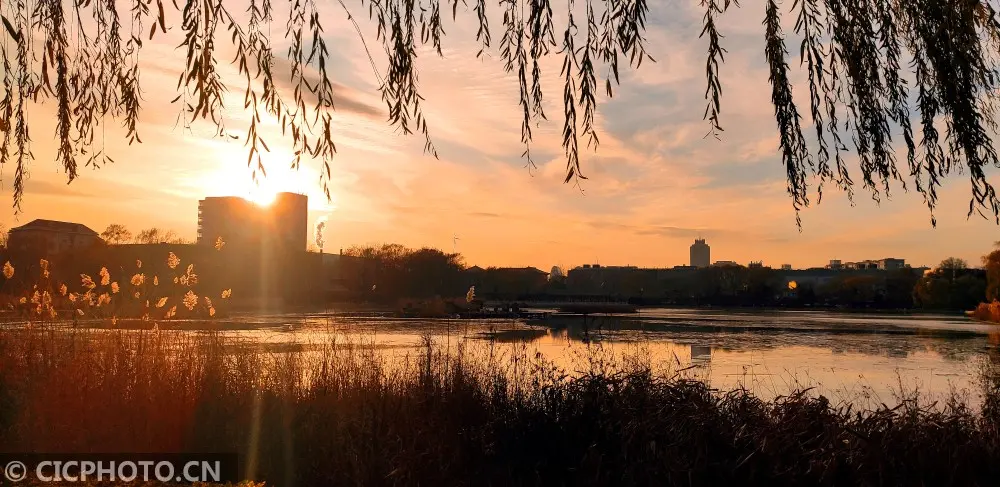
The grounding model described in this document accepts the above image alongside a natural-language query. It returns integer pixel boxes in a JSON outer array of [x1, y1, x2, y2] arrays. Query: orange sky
[[1, 0, 998, 270]]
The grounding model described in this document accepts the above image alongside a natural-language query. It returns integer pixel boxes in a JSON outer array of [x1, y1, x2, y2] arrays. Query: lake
[[174, 307, 1000, 408]]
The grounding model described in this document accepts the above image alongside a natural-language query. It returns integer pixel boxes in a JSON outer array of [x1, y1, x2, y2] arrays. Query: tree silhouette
[[938, 257, 970, 272], [1, 0, 999, 226], [100, 223, 133, 245], [134, 228, 163, 245], [133, 227, 184, 244]]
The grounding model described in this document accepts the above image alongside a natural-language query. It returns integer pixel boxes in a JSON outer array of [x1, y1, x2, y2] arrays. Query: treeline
[[100, 223, 193, 245], [338, 245, 467, 300], [337, 244, 998, 312], [335, 245, 556, 303]]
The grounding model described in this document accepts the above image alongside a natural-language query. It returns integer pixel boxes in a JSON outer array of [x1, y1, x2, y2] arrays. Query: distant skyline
[[2, 213, 981, 271], [2, 0, 998, 271]]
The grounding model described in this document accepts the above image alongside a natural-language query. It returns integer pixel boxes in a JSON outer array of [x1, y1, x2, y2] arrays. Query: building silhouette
[[8, 219, 100, 256], [689, 238, 710, 268], [826, 258, 906, 271], [197, 192, 308, 252]]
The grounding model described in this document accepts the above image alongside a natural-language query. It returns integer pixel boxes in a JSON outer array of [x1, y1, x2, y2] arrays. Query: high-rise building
[[197, 192, 308, 252], [690, 238, 711, 268]]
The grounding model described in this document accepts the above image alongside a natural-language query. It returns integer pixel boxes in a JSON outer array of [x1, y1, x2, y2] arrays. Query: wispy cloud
[[1, 0, 996, 270]]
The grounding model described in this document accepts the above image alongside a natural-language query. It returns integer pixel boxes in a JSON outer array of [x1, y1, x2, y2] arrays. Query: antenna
[[453, 233, 460, 254]]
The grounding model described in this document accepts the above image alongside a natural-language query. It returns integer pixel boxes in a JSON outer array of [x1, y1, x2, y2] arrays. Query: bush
[[973, 300, 1000, 323]]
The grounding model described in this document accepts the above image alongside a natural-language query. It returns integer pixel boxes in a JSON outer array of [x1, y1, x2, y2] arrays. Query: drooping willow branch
[[700, 0, 738, 140], [0, 0, 999, 228]]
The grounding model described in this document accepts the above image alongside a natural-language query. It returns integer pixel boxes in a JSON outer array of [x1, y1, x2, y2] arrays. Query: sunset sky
[[2, 0, 998, 270]]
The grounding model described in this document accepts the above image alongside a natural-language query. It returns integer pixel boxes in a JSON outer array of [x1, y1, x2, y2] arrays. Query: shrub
[[973, 300, 1000, 323]]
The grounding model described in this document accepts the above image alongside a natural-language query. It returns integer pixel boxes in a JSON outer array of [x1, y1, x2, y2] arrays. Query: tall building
[[690, 238, 711, 268], [197, 192, 308, 252]]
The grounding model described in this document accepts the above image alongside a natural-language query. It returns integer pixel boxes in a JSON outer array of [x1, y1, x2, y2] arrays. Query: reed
[[0, 252, 232, 323], [1, 327, 999, 486]]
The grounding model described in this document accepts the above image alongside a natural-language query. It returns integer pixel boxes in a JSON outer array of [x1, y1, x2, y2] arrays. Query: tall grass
[[1, 327, 1000, 486]]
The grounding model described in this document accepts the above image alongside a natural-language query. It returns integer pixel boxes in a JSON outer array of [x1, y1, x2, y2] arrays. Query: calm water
[[14, 308, 997, 406], [199, 307, 1000, 407]]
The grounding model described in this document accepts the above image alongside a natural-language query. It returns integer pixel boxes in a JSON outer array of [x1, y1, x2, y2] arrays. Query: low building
[[832, 258, 907, 271], [468, 266, 549, 297], [8, 219, 100, 256], [845, 260, 880, 270], [878, 258, 906, 270]]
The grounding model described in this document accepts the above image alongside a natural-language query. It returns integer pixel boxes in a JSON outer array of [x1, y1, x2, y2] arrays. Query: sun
[[248, 187, 277, 206], [203, 148, 337, 211]]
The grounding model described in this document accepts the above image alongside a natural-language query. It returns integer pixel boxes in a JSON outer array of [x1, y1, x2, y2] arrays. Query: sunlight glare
[[201, 145, 338, 212], [249, 187, 277, 206]]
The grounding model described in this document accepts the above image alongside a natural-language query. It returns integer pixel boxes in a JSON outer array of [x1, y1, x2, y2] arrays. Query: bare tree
[[134, 228, 162, 245], [1, 0, 1000, 227], [100, 223, 132, 245]]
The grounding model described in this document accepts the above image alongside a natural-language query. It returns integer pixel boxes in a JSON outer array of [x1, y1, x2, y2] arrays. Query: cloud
[[3, 0, 997, 271], [17, 176, 169, 203], [20, 180, 90, 199], [269, 57, 384, 118]]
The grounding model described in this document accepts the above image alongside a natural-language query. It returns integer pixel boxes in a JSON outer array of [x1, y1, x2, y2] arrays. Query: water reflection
[[690, 345, 712, 366], [13, 307, 999, 405]]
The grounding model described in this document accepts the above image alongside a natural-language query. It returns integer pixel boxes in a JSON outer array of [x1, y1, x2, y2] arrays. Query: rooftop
[[10, 219, 98, 236], [199, 192, 307, 202]]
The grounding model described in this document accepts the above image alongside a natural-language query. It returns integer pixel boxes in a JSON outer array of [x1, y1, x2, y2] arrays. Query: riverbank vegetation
[[337, 244, 993, 313], [4, 240, 999, 317], [2, 328, 1000, 485], [0, 253, 232, 323], [978, 244, 1000, 323]]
